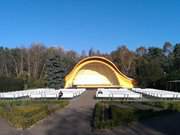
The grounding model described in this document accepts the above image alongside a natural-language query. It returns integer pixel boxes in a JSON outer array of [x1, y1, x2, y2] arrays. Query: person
[[98, 90, 103, 94], [58, 91, 63, 99]]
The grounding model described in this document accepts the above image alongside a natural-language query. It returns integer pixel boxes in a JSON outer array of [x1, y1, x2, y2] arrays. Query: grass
[[0, 99, 68, 129], [93, 101, 180, 129], [142, 101, 180, 111]]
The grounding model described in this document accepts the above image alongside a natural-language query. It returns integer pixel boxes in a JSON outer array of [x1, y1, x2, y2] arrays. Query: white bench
[[132, 88, 180, 99], [96, 88, 142, 99], [0, 88, 86, 99]]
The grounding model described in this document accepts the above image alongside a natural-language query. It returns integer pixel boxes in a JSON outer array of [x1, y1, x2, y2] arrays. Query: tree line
[[0, 42, 179, 91]]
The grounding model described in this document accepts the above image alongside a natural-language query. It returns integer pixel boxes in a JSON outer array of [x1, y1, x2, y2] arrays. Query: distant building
[[65, 56, 135, 88]]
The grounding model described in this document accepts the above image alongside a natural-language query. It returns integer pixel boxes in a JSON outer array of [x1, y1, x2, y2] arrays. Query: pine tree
[[174, 44, 180, 69], [46, 55, 65, 89]]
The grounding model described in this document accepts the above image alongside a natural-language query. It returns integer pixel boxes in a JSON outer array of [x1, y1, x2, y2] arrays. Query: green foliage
[[1, 42, 180, 90], [167, 70, 180, 80], [174, 44, 180, 69], [143, 101, 180, 111], [46, 55, 66, 89], [27, 79, 47, 89], [110, 105, 135, 126], [0, 100, 68, 129], [136, 58, 164, 88], [147, 47, 164, 58], [0, 77, 24, 92], [134, 44, 179, 88], [93, 103, 113, 129], [163, 42, 173, 56], [93, 101, 180, 129], [111, 46, 136, 76]]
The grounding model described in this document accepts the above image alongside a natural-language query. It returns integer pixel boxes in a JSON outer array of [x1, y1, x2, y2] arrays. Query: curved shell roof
[[65, 56, 135, 88]]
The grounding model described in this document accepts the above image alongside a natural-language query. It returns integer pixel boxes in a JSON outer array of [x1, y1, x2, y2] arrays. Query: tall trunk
[[27, 51, 31, 79], [9, 54, 19, 77], [39, 63, 46, 80], [20, 50, 24, 76]]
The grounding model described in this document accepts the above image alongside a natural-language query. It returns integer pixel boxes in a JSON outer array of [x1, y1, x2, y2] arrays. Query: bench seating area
[[1, 87, 180, 100], [96, 88, 142, 99], [132, 88, 180, 99], [0, 88, 86, 99]]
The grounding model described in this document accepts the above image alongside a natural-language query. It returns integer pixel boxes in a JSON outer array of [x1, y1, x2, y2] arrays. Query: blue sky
[[0, 0, 180, 53]]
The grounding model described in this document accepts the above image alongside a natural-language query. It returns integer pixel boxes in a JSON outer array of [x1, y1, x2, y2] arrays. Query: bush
[[110, 105, 135, 126], [93, 103, 136, 129], [0, 100, 68, 129], [0, 77, 24, 92], [93, 101, 180, 129], [143, 101, 180, 111], [93, 103, 113, 129], [26, 79, 46, 89]]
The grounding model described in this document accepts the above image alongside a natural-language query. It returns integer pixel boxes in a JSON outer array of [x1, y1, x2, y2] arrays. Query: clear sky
[[0, 0, 180, 53]]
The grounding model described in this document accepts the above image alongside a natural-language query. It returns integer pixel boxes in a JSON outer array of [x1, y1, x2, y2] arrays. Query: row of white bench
[[96, 88, 142, 99], [132, 88, 180, 99], [0, 88, 86, 99], [1, 88, 180, 99]]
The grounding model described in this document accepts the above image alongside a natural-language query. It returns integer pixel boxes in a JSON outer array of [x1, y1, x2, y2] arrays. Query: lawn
[[0, 99, 68, 129], [93, 101, 180, 129]]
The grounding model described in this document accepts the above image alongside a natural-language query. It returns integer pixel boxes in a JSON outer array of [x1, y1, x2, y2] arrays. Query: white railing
[[132, 88, 180, 99], [96, 88, 142, 99], [0, 88, 86, 99]]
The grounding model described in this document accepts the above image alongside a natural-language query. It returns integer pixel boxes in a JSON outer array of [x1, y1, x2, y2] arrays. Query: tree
[[147, 47, 164, 58], [136, 46, 147, 56], [135, 46, 166, 88], [28, 43, 46, 80], [163, 42, 173, 56], [111, 46, 136, 76], [136, 58, 164, 88], [81, 50, 87, 58], [173, 44, 180, 69], [162, 42, 174, 74], [146, 47, 167, 73], [46, 55, 66, 89], [1, 41, 180, 90], [88, 48, 99, 56]]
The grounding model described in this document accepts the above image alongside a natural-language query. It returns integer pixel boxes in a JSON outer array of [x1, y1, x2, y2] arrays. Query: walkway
[[24, 89, 97, 135]]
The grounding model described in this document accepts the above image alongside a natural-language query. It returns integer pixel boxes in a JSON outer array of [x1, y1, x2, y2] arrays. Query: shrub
[[93, 101, 180, 129], [110, 105, 135, 126], [26, 79, 46, 89], [0, 100, 68, 129], [143, 101, 180, 111], [0, 77, 24, 92]]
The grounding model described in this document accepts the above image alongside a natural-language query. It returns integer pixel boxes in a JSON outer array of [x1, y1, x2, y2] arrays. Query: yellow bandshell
[[65, 56, 135, 88]]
